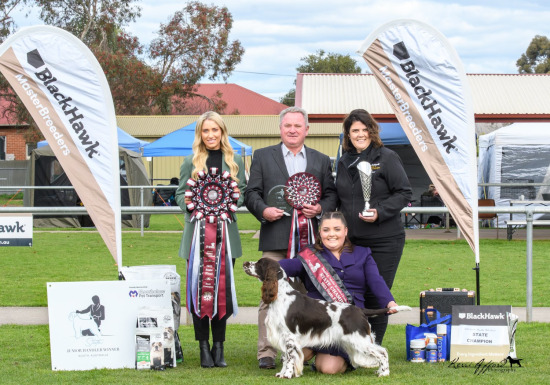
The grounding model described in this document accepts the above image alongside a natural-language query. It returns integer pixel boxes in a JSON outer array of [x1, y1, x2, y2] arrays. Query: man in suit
[[245, 106, 338, 369]]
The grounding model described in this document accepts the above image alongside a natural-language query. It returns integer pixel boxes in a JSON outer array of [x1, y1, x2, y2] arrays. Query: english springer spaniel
[[243, 258, 411, 378]]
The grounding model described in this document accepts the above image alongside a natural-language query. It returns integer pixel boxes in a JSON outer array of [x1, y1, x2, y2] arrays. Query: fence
[[0, 160, 28, 194], [1, 185, 550, 323]]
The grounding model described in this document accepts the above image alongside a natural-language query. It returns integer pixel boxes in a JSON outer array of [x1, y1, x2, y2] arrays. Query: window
[[0, 136, 5, 160], [26, 142, 37, 159]]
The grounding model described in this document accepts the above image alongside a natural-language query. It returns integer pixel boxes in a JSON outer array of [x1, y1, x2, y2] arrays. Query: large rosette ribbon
[[284, 172, 321, 259], [185, 167, 239, 319]]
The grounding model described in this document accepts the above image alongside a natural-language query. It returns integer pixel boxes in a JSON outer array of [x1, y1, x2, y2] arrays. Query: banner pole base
[[473, 263, 480, 305]]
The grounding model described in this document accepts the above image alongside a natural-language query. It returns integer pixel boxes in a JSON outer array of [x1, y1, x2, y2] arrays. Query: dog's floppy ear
[[261, 266, 279, 304]]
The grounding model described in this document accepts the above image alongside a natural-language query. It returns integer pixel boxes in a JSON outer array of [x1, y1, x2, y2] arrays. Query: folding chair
[[478, 199, 499, 239]]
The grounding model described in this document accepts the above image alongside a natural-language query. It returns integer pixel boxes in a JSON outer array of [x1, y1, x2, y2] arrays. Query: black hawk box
[[420, 288, 476, 323]]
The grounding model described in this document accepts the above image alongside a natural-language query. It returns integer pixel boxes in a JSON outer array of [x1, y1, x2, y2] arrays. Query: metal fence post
[[525, 209, 534, 323], [140, 187, 144, 237]]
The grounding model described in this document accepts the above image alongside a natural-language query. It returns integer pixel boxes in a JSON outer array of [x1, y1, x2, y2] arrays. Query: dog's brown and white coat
[[244, 258, 410, 378]]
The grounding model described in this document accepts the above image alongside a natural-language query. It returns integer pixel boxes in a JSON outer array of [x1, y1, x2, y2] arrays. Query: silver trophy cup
[[357, 161, 374, 217]]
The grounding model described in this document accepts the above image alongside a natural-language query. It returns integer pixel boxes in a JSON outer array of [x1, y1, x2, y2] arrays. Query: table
[[509, 200, 550, 221], [508, 200, 550, 240]]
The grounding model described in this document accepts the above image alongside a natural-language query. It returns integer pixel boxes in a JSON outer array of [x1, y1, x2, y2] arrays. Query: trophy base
[[362, 211, 375, 217]]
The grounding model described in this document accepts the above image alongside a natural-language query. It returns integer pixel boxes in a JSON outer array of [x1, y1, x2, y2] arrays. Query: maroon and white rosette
[[284, 172, 321, 259], [185, 167, 239, 223], [185, 168, 239, 320], [284, 172, 321, 209]]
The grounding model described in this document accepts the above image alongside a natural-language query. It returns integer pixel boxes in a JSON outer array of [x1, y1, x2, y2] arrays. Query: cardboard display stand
[[450, 305, 512, 363], [47, 279, 171, 371]]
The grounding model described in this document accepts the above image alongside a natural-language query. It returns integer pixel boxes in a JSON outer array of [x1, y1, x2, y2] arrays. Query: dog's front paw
[[276, 368, 297, 379], [275, 370, 290, 379], [377, 367, 390, 377]]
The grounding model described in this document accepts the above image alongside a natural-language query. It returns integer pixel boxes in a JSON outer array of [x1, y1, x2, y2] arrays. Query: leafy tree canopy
[[280, 50, 361, 105], [297, 49, 362, 74], [516, 35, 550, 74], [0, 0, 244, 130]]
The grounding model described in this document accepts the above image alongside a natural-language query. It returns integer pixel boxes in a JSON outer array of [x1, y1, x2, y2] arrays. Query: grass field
[[0, 192, 23, 207], [1, 213, 548, 383], [0, 214, 548, 307], [0, 323, 548, 384]]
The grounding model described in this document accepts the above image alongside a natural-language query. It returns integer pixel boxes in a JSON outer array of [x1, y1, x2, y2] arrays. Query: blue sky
[[13, 0, 550, 102]]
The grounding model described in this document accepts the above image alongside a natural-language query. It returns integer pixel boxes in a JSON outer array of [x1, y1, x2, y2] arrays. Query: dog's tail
[[362, 305, 412, 318]]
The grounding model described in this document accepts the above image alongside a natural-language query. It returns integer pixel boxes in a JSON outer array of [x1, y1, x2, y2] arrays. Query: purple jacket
[[279, 245, 394, 309]]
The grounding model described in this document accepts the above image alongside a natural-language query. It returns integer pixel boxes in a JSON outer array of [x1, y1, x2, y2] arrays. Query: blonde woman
[[175, 111, 246, 368]]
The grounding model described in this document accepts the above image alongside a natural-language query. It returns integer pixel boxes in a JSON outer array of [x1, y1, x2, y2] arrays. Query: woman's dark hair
[[314, 211, 354, 254], [342, 109, 383, 153]]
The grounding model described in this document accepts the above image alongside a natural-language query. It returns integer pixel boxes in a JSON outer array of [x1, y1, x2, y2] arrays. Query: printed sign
[[358, 19, 479, 261], [0, 26, 122, 268], [450, 305, 511, 363], [47, 279, 171, 371], [0, 213, 32, 246]]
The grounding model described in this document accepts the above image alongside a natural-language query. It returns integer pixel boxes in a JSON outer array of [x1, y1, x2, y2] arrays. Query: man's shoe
[[258, 356, 276, 369]]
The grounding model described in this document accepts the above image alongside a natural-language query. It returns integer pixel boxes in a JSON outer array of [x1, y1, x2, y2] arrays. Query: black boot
[[199, 340, 214, 368], [211, 341, 227, 367]]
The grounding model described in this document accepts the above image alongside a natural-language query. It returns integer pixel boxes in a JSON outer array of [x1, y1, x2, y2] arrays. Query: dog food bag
[[135, 335, 151, 370], [135, 306, 176, 369], [121, 265, 183, 362]]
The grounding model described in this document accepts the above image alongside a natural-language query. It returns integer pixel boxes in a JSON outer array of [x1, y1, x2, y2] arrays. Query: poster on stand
[[450, 305, 511, 363], [47, 279, 171, 371]]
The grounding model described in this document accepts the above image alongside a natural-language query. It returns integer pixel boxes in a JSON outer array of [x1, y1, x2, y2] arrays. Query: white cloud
[[9, 0, 550, 101]]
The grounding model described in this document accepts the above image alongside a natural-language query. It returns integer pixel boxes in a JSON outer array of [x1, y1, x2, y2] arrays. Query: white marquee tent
[[478, 123, 550, 226]]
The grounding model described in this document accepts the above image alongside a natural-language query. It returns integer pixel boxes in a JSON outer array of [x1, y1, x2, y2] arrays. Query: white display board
[[0, 213, 32, 246], [450, 305, 512, 363], [47, 279, 171, 371]]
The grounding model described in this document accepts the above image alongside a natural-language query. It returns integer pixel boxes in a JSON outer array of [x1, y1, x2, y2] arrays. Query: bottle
[[437, 324, 448, 362], [425, 334, 438, 363], [409, 339, 425, 362]]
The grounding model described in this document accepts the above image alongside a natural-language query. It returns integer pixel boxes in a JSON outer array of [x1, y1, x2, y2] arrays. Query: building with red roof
[[177, 83, 288, 115], [0, 99, 30, 160]]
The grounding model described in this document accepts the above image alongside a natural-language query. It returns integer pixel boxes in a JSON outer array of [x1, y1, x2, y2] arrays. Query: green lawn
[[0, 213, 548, 307], [0, 192, 23, 207], [0, 323, 547, 384], [1, 213, 547, 384]]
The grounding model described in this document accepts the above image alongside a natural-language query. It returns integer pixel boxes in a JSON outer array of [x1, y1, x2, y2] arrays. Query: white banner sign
[[0, 213, 32, 246], [47, 280, 171, 371], [358, 19, 479, 261], [0, 26, 122, 268]]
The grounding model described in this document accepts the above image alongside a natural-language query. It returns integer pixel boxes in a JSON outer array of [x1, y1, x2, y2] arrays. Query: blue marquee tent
[[378, 122, 410, 145], [142, 122, 253, 157], [38, 127, 148, 153]]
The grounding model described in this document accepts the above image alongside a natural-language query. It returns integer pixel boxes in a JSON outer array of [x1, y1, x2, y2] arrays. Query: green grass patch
[[1, 227, 548, 307], [0, 323, 547, 384], [0, 192, 24, 206]]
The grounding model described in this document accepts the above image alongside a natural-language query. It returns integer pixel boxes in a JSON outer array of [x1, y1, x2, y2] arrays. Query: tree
[[32, 0, 159, 114], [516, 35, 550, 74], [0, 0, 42, 142], [1, 0, 243, 120], [148, 1, 244, 114], [1, 0, 29, 40], [280, 50, 362, 106], [34, 0, 141, 49]]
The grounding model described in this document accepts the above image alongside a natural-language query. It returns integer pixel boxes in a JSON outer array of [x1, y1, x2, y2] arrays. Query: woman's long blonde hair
[[191, 111, 240, 182]]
